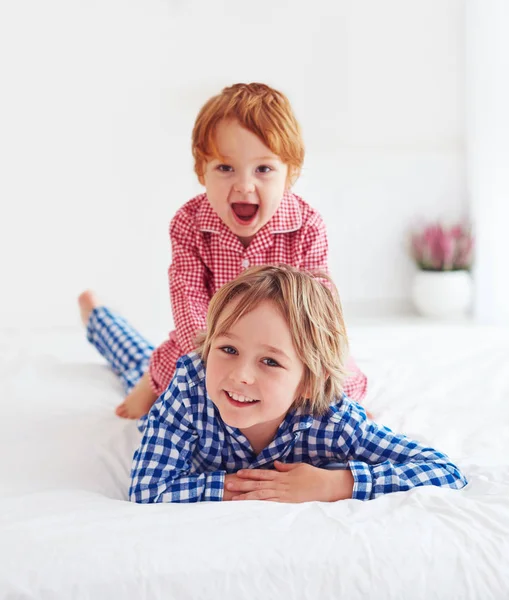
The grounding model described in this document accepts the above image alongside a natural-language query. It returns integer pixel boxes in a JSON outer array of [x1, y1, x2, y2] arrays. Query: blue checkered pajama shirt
[[128, 353, 468, 503]]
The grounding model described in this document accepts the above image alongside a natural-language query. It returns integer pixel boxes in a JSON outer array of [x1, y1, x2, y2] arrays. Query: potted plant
[[410, 222, 474, 318]]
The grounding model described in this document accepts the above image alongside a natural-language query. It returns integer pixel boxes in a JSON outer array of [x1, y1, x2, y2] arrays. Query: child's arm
[[168, 210, 211, 353], [226, 402, 467, 503], [129, 362, 226, 504], [334, 402, 468, 500], [146, 210, 212, 397]]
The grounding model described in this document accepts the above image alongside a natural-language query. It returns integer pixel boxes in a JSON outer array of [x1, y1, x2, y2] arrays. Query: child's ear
[[286, 166, 301, 189]]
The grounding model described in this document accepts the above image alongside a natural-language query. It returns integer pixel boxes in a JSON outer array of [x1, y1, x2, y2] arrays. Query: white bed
[[1, 320, 508, 599]]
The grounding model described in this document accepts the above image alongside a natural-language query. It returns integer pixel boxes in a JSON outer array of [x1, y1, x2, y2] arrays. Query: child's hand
[[223, 473, 247, 501], [226, 461, 354, 503]]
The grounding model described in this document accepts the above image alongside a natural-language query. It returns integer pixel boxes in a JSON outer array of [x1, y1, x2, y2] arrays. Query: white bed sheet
[[1, 322, 508, 600]]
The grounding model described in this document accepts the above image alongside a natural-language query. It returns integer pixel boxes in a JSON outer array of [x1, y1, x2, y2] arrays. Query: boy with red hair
[[79, 83, 368, 419]]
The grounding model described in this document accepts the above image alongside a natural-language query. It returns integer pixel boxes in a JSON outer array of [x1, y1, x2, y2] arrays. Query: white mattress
[[1, 321, 508, 599]]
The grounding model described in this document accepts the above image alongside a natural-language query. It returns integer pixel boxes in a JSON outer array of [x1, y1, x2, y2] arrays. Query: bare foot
[[366, 410, 374, 420], [115, 372, 158, 419], [78, 290, 99, 326]]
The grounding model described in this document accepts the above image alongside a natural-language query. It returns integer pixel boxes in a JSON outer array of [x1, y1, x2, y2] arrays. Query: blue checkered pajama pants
[[86, 307, 154, 396]]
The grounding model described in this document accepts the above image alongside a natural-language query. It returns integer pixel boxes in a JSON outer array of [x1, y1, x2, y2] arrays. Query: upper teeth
[[228, 391, 258, 403]]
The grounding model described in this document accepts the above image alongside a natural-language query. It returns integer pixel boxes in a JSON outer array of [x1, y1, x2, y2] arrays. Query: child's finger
[[227, 479, 274, 493], [236, 469, 277, 480], [274, 461, 300, 472]]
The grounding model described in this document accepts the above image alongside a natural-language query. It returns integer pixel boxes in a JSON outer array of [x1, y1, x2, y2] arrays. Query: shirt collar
[[269, 191, 303, 234], [196, 191, 303, 236], [223, 406, 313, 449], [281, 407, 314, 433], [196, 194, 223, 234]]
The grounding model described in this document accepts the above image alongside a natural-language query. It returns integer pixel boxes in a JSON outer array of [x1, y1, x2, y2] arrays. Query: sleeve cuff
[[147, 357, 164, 396], [349, 461, 373, 501], [203, 471, 226, 502]]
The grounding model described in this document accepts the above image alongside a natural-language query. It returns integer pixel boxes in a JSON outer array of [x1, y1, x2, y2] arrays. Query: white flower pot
[[411, 270, 473, 319]]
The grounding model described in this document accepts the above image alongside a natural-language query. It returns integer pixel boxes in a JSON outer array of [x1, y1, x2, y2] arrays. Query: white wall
[[0, 0, 466, 332], [466, 0, 509, 326]]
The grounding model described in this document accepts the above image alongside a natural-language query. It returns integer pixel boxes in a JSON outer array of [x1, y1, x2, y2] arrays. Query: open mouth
[[231, 203, 259, 224], [225, 390, 260, 407]]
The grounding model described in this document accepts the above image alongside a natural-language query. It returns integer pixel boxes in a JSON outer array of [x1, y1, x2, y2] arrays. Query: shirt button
[[241, 258, 250, 269]]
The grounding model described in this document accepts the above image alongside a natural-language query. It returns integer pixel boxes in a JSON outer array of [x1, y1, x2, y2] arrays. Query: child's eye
[[256, 165, 273, 174], [217, 164, 233, 173], [220, 346, 237, 355], [262, 357, 280, 368]]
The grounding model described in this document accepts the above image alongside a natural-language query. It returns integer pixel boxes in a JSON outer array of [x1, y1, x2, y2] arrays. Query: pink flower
[[409, 221, 474, 271]]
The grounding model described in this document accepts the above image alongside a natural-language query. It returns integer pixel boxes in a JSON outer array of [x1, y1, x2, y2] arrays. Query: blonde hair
[[198, 265, 349, 415], [192, 83, 304, 186]]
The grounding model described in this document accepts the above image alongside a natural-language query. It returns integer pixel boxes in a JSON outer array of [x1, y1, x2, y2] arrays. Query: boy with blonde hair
[[128, 265, 466, 503], [79, 82, 368, 421]]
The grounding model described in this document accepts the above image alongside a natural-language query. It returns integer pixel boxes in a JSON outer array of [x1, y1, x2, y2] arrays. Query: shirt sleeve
[[129, 366, 225, 503], [147, 337, 183, 396], [331, 402, 468, 500], [299, 214, 329, 274], [169, 210, 212, 353], [147, 210, 213, 395]]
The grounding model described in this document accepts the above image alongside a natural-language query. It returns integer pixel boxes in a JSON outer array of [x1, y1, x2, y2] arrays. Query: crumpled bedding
[[1, 322, 508, 600]]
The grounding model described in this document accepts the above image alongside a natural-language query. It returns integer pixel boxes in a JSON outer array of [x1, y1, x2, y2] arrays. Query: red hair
[[192, 83, 304, 185]]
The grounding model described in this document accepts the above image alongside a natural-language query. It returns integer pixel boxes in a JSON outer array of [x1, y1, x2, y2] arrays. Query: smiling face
[[202, 119, 289, 247], [205, 299, 305, 453]]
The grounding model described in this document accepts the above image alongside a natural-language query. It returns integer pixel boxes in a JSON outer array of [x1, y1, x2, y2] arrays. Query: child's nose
[[233, 174, 255, 194], [232, 361, 255, 385]]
